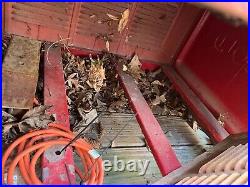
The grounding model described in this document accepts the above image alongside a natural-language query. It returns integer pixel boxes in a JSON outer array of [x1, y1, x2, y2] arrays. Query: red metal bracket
[[163, 65, 229, 143], [117, 65, 181, 176], [43, 45, 76, 184]]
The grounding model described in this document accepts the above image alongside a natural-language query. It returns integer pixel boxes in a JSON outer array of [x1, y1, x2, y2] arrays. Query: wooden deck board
[[2, 35, 41, 109], [74, 145, 212, 184], [74, 113, 213, 184], [100, 113, 211, 148]]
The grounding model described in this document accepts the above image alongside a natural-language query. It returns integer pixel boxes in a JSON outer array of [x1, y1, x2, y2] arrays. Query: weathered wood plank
[[2, 35, 41, 109], [99, 113, 211, 148], [154, 133, 248, 184], [74, 145, 212, 184]]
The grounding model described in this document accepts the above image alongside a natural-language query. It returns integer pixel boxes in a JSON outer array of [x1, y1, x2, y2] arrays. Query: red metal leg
[[43, 45, 76, 184], [117, 65, 181, 176], [163, 65, 229, 143]]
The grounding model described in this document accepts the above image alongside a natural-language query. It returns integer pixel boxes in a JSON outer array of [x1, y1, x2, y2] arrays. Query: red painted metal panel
[[163, 65, 229, 143], [43, 45, 76, 184], [117, 65, 181, 176], [175, 12, 248, 134], [161, 3, 203, 64]]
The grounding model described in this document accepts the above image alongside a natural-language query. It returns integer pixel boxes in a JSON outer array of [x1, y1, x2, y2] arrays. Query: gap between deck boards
[[74, 113, 213, 184]]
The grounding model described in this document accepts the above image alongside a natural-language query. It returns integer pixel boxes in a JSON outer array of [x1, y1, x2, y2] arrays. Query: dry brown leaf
[[68, 73, 77, 79], [129, 54, 141, 69], [71, 79, 79, 88], [151, 96, 161, 106], [3, 123, 14, 134], [151, 80, 164, 86], [159, 94, 166, 103], [107, 13, 119, 21], [128, 54, 142, 80], [151, 94, 166, 106], [87, 62, 106, 92], [3, 109, 54, 144], [21, 105, 52, 120], [20, 115, 52, 130], [122, 64, 128, 71], [105, 40, 110, 51], [2, 111, 17, 124], [118, 9, 129, 33]]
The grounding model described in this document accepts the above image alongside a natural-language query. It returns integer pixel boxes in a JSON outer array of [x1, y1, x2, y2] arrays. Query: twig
[[46, 37, 71, 65], [58, 34, 71, 53]]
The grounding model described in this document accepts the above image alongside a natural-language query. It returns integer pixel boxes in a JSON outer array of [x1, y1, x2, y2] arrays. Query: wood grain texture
[[2, 35, 41, 109], [74, 113, 213, 184], [99, 113, 211, 148], [154, 133, 247, 184]]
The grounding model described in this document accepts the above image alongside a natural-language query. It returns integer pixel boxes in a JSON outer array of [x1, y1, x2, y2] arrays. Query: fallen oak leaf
[[128, 54, 143, 80], [21, 105, 52, 120], [129, 54, 141, 70], [87, 62, 106, 92], [2, 111, 17, 124], [118, 9, 129, 33]]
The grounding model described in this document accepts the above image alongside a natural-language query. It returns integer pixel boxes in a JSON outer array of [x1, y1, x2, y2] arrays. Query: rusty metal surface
[[2, 35, 41, 109]]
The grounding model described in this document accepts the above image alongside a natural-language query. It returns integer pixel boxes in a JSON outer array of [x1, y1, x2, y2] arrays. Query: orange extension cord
[[2, 123, 104, 185]]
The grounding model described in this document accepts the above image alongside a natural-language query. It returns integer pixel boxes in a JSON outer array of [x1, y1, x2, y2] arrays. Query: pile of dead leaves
[[63, 51, 194, 130], [2, 105, 54, 147], [62, 52, 131, 129], [123, 54, 192, 119], [138, 69, 191, 118]]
